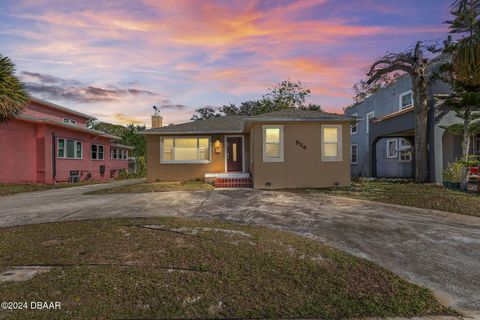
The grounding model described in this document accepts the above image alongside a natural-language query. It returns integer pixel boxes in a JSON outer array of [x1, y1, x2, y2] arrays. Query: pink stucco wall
[[0, 119, 37, 183], [24, 102, 89, 127], [0, 101, 131, 184]]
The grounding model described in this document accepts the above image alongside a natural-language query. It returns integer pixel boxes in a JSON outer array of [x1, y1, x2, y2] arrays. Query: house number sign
[[295, 140, 307, 150]]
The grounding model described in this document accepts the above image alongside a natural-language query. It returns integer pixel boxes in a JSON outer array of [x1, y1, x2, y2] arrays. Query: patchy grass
[[312, 181, 480, 217], [0, 217, 454, 319], [85, 181, 213, 195], [0, 181, 103, 196]]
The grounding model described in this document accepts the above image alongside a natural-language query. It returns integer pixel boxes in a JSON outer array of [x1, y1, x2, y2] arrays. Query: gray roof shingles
[[142, 109, 354, 134]]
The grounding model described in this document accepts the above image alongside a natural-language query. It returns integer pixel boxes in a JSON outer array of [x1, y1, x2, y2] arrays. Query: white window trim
[[398, 138, 412, 163], [321, 124, 343, 162], [63, 118, 77, 125], [57, 138, 83, 160], [386, 139, 398, 159], [160, 136, 212, 164], [91, 144, 104, 160], [350, 144, 358, 164], [350, 113, 358, 135], [224, 135, 245, 172], [399, 90, 414, 111], [262, 125, 284, 162], [366, 111, 375, 134]]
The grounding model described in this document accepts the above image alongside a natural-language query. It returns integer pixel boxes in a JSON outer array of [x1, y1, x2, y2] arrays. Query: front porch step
[[214, 177, 253, 188]]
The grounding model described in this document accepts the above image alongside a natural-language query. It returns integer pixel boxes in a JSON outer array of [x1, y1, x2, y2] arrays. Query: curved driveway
[[0, 182, 479, 314]]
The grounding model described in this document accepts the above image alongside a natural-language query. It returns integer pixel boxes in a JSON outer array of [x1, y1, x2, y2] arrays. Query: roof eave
[[30, 96, 96, 120], [16, 114, 121, 139], [140, 130, 245, 135]]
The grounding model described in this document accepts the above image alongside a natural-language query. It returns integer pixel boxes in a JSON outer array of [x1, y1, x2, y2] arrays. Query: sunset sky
[[1, 0, 451, 125]]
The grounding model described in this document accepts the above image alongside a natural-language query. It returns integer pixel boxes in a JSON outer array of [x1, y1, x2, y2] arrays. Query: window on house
[[160, 137, 211, 163], [63, 118, 77, 125], [350, 113, 358, 134], [399, 91, 413, 110], [386, 139, 398, 158], [366, 111, 375, 134], [123, 150, 128, 160], [398, 138, 412, 162], [263, 125, 284, 162], [322, 124, 342, 161], [350, 144, 358, 164], [57, 138, 82, 159], [91, 144, 104, 160]]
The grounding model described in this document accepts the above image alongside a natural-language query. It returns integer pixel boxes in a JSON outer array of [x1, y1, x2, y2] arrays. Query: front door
[[226, 137, 243, 172]]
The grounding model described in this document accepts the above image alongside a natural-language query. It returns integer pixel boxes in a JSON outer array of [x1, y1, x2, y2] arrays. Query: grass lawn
[[312, 181, 480, 217], [0, 181, 103, 196], [85, 181, 214, 195], [0, 217, 454, 319]]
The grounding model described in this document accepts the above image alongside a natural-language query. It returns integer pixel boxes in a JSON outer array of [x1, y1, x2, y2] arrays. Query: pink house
[[0, 97, 133, 184]]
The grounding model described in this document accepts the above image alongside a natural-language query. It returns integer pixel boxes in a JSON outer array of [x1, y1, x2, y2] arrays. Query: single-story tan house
[[142, 109, 356, 189]]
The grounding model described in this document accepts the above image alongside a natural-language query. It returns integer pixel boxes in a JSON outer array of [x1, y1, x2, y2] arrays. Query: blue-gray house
[[345, 73, 477, 184]]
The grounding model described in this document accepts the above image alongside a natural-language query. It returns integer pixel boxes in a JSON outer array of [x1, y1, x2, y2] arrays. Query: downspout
[[51, 132, 57, 182]]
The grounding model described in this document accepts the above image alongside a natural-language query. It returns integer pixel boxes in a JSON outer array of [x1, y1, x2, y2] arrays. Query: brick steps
[[214, 177, 253, 188]]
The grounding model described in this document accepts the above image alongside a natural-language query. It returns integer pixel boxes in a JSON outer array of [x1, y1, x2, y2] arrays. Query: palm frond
[[0, 54, 29, 122]]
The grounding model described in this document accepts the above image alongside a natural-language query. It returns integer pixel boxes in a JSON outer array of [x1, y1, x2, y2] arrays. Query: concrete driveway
[[1, 183, 479, 314]]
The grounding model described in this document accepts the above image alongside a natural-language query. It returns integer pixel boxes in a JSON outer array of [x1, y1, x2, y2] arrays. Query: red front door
[[226, 137, 243, 172]]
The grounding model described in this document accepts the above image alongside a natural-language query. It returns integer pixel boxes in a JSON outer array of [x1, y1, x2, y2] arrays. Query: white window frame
[[350, 144, 358, 164], [321, 124, 343, 162], [262, 125, 284, 162], [366, 111, 375, 134], [91, 144, 104, 160], [63, 118, 77, 125], [398, 138, 412, 162], [57, 138, 83, 160], [350, 113, 358, 135], [160, 136, 211, 164], [399, 90, 414, 110], [386, 139, 398, 159]]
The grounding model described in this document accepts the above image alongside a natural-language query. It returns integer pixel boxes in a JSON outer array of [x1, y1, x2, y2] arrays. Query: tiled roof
[[142, 109, 354, 134]]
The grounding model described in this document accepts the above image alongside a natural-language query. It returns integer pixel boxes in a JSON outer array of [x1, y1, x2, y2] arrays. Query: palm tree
[[447, 0, 480, 87], [0, 54, 29, 122]]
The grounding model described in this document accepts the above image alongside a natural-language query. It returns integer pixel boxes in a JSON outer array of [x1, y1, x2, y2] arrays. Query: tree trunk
[[461, 109, 471, 190], [412, 75, 429, 183]]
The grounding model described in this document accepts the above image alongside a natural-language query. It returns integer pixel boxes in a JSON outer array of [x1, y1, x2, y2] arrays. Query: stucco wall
[[146, 134, 249, 182], [24, 101, 89, 127], [251, 122, 351, 189], [0, 120, 129, 184], [0, 119, 38, 183]]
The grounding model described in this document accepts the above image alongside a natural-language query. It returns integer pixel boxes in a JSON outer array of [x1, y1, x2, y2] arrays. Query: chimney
[[151, 106, 163, 128]]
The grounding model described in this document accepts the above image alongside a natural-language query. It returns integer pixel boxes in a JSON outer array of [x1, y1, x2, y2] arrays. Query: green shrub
[[443, 161, 467, 183]]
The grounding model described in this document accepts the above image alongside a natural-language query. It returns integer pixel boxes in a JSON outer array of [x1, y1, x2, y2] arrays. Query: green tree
[[446, 0, 480, 87], [216, 80, 318, 117], [264, 80, 311, 109], [0, 54, 29, 122], [121, 124, 146, 158], [191, 107, 221, 121], [87, 120, 146, 158], [437, 0, 480, 189]]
